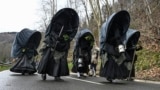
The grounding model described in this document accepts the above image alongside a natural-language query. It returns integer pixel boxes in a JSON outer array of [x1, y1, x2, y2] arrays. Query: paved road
[[0, 70, 160, 90]]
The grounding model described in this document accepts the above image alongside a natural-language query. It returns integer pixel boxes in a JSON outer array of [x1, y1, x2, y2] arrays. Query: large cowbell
[[100, 10, 130, 51], [75, 29, 94, 51], [100, 10, 130, 66], [45, 8, 79, 40], [123, 29, 140, 73], [71, 29, 94, 73], [124, 29, 140, 62], [10, 29, 41, 74], [45, 8, 79, 52], [11, 28, 42, 58], [75, 29, 94, 66], [37, 8, 79, 75], [124, 29, 140, 49]]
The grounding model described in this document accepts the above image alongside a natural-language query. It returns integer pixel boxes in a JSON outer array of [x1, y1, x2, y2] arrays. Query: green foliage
[[68, 61, 73, 71], [0, 65, 10, 71], [136, 49, 160, 71]]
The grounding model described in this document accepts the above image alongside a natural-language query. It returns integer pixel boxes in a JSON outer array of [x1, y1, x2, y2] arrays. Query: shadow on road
[[100, 81, 128, 85], [10, 73, 38, 76]]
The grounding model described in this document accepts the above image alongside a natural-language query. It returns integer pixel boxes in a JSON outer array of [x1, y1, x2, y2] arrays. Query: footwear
[[88, 70, 93, 76], [127, 77, 134, 81], [106, 78, 113, 83], [93, 74, 96, 77], [92, 69, 96, 77], [77, 72, 80, 78], [80, 73, 86, 77], [54, 76, 61, 81], [41, 74, 46, 80]]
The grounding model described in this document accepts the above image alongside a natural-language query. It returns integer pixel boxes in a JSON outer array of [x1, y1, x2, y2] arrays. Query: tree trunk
[[81, 0, 90, 26]]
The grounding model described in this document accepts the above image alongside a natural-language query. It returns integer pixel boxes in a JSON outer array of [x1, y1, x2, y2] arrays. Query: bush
[[0, 65, 10, 71], [136, 49, 160, 71], [68, 61, 73, 71]]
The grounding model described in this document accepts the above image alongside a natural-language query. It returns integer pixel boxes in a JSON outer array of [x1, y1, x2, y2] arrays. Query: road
[[0, 70, 160, 90]]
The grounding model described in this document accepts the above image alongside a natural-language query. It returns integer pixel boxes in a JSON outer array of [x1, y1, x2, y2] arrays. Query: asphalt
[[0, 70, 160, 90]]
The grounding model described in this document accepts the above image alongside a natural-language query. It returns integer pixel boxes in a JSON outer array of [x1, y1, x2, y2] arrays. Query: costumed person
[[88, 45, 99, 77], [37, 8, 79, 80], [124, 29, 142, 81], [10, 28, 41, 75], [71, 29, 94, 78], [99, 10, 130, 82]]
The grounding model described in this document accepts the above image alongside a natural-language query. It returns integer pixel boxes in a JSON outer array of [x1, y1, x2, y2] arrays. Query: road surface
[[0, 70, 160, 90]]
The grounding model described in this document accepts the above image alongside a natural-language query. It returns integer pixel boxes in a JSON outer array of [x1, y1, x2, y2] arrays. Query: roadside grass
[[0, 65, 10, 72], [136, 49, 160, 71], [68, 61, 73, 71]]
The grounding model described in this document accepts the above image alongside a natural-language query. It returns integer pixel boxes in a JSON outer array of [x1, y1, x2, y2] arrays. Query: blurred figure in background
[[89, 45, 99, 77]]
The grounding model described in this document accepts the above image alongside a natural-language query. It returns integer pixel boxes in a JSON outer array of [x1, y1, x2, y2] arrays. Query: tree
[[80, 0, 90, 26], [87, 0, 103, 46], [38, 0, 57, 31]]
